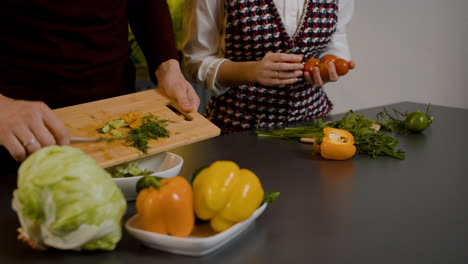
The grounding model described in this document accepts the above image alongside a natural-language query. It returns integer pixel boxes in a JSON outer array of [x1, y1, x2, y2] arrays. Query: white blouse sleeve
[[320, 0, 354, 61], [181, 0, 230, 96], [182, 0, 354, 95]]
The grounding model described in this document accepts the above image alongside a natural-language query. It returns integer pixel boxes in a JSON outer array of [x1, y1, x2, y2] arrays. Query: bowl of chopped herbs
[[107, 152, 183, 200]]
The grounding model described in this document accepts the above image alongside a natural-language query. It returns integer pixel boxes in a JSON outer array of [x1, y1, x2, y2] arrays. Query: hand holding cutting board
[[53, 89, 220, 168], [0, 83, 207, 164], [155, 59, 200, 113]]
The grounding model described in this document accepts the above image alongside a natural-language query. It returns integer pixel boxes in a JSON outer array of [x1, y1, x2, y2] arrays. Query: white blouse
[[182, 0, 354, 96]]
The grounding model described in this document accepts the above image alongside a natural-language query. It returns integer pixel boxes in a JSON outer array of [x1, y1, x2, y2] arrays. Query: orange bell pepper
[[320, 127, 356, 160], [135, 176, 194, 237]]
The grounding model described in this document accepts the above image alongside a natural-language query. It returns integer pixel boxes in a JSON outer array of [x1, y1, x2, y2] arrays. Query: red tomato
[[303, 58, 320, 74], [334, 59, 349, 76], [320, 54, 337, 64], [318, 63, 330, 81], [306, 58, 320, 66]]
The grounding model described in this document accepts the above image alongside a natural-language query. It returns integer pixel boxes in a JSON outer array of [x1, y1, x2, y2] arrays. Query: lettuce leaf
[[12, 146, 126, 251]]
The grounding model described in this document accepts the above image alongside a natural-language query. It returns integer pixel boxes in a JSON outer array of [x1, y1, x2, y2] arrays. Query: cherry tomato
[[303, 58, 320, 74], [321, 54, 337, 64], [334, 59, 349, 76], [405, 111, 429, 133], [318, 63, 330, 81]]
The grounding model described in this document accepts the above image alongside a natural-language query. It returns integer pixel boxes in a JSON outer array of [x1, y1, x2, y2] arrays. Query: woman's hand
[[156, 59, 200, 113], [304, 60, 356, 87], [0, 95, 70, 162], [254, 53, 304, 86]]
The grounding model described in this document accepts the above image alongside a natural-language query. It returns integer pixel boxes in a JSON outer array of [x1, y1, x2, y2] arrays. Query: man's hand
[[155, 59, 200, 113], [0, 95, 70, 162]]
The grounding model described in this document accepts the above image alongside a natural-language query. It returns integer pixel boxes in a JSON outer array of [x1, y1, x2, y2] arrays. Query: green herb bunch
[[126, 114, 170, 153], [256, 111, 405, 159]]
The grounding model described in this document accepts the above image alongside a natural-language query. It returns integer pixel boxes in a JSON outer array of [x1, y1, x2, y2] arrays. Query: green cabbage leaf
[[12, 146, 126, 251]]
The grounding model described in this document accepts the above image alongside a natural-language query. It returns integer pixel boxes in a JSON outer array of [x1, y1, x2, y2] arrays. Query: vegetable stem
[[256, 110, 405, 159]]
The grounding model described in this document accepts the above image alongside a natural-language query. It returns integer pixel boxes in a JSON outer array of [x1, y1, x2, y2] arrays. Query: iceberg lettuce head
[[12, 146, 126, 251]]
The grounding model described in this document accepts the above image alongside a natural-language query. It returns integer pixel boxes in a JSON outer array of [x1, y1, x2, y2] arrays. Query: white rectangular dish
[[125, 203, 267, 256]]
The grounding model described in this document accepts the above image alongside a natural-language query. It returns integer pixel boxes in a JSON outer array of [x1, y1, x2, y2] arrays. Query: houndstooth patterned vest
[[205, 0, 338, 134]]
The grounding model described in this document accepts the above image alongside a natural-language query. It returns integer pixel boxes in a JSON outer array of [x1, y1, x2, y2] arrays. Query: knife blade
[[70, 137, 103, 143], [70, 136, 126, 143]]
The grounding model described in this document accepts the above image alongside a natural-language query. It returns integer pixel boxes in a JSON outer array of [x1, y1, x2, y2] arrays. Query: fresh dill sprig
[[256, 111, 405, 159], [126, 115, 171, 153]]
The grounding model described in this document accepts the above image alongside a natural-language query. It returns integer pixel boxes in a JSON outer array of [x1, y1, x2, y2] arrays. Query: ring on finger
[[276, 71, 280, 78], [23, 137, 37, 148]]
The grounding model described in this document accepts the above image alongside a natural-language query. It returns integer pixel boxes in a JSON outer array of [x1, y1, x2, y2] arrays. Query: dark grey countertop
[[1, 102, 467, 264]]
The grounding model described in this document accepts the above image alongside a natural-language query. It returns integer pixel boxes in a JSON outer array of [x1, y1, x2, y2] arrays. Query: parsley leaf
[[256, 110, 405, 159], [126, 114, 171, 153]]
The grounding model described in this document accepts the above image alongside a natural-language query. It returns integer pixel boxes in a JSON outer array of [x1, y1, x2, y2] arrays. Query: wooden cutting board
[[53, 89, 220, 168]]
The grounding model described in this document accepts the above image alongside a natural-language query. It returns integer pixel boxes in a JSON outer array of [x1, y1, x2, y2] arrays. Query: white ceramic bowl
[[125, 203, 267, 256], [108, 152, 183, 200]]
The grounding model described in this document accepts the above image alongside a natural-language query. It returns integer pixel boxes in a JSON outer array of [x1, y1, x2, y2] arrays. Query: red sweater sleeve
[[127, 0, 179, 83]]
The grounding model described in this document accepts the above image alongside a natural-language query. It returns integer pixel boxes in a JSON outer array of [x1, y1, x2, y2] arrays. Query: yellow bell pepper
[[192, 161, 264, 232], [320, 127, 357, 160]]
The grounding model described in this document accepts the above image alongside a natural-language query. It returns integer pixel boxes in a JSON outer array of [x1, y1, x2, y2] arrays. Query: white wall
[[326, 0, 468, 114]]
